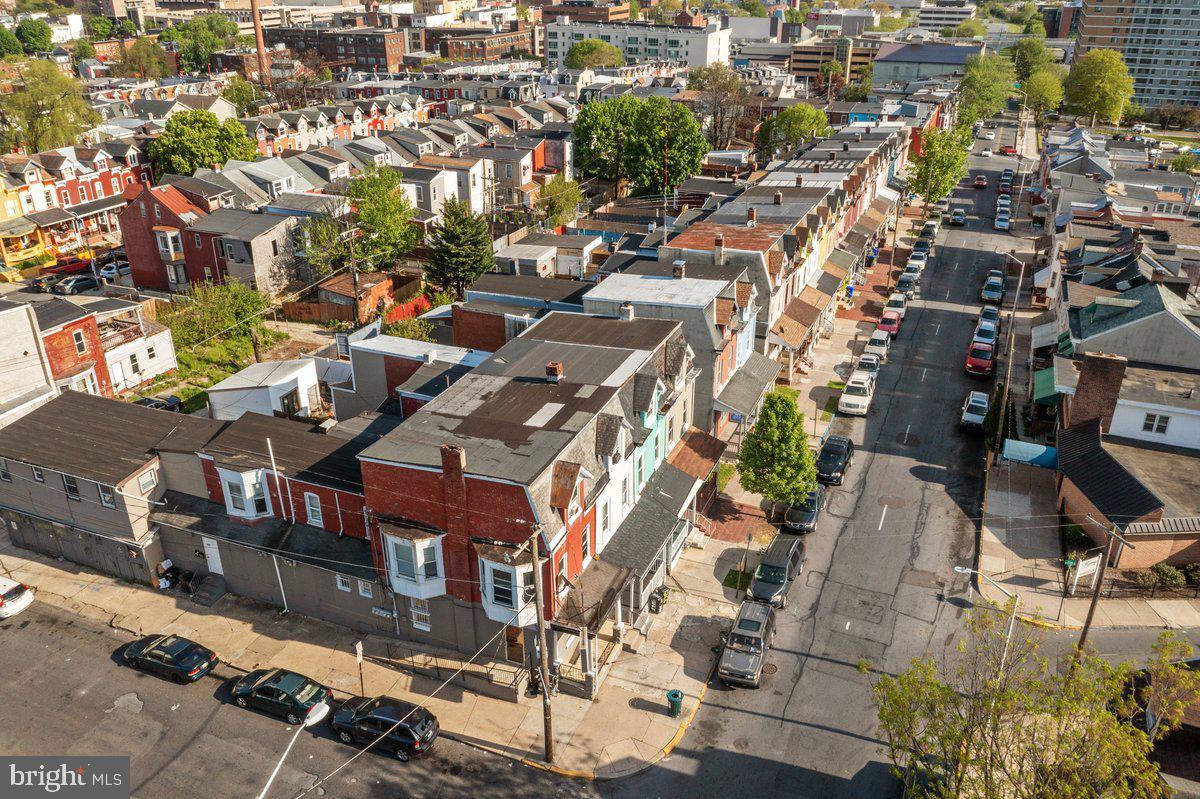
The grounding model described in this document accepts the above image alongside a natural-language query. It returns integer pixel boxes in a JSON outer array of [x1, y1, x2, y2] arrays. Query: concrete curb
[[1015, 614, 1080, 632]]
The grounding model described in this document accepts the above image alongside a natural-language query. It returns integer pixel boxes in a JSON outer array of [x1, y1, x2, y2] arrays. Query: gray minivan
[[748, 536, 805, 608], [717, 601, 776, 688]]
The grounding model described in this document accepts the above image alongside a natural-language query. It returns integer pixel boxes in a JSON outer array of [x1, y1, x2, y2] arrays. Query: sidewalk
[[0, 529, 736, 781], [978, 462, 1200, 630]]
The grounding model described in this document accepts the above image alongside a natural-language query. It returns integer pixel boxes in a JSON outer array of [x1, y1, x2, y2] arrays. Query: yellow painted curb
[[1016, 614, 1080, 631], [519, 758, 595, 780], [660, 681, 709, 760]]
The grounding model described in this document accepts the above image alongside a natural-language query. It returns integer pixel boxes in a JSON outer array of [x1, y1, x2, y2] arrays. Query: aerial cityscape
[[1, 0, 1199, 796]]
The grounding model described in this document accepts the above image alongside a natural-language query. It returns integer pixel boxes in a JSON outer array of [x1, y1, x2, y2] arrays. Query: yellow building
[[416, 0, 475, 18]]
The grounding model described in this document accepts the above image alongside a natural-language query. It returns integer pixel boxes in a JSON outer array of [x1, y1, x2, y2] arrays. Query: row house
[[462, 144, 538, 208], [185, 209, 301, 298], [0, 300, 57, 429]]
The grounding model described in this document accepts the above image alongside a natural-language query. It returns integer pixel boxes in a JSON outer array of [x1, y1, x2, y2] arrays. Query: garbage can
[[666, 689, 684, 719]]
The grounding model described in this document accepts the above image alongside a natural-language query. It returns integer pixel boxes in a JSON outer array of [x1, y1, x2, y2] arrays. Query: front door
[[110, 361, 124, 390], [504, 625, 524, 663], [201, 536, 223, 576]]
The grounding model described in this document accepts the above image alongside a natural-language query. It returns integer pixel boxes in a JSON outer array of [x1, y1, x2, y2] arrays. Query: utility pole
[[528, 527, 555, 764], [1074, 516, 1134, 665], [993, 250, 1026, 463]]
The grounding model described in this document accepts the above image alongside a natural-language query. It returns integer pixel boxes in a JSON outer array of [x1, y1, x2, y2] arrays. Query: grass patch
[[826, 379, 846, 391], [722, 569, 753, 591], [821, 396, 840, 421], [716, 463, 736, 494]]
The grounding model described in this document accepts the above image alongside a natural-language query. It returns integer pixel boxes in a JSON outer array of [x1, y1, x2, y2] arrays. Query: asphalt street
[[0, 603, 597, 799]]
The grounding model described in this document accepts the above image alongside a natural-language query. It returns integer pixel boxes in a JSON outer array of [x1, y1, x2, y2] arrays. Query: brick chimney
[[1150, 267, 1165, 284], [773, 191, 783, 205], [672, 259, 686, 279], [714, 232, 725, 264], [842, 142, 849, 151], [828, 151, 836, 162], [440, 443, 469, 539], [619, 302, 635, 321], [814, 163, 822, 174], [795, 175, 803, 187], [546, 361, 564, 383], [747, 207, 757, 227], [1069, 352, 1128, 433]]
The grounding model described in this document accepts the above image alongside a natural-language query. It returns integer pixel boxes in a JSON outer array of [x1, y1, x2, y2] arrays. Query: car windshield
[[986, 280, 1003, 291], [976, 328, 995, 340], [728, 633, 761, 652], [2, 583, 25, 601], [968, 401, 988, 415], [819, 446, 846, 465], [887, 298, 903, 307], [845, 384, 869, 397], [970, 347, 992, 360], [755, 564, 787, 584], [870, 334, 887, 345], [794, 492, 819, 512]]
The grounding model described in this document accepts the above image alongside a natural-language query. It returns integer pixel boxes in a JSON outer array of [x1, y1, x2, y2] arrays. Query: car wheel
[[235, 696, 249, 708], [127, 658, 141, 670], [338, 730, 354, 744], [173, 674, 188, 685], [286, 712, 302, 725], [395, 747, 411, 762]]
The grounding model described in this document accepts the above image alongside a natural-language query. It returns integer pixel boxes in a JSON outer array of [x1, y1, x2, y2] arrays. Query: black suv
[[816, 435, 855, 485], [331, 696, 439, 762], [748, 536, 805, 608], [783, 486, 825, 533]]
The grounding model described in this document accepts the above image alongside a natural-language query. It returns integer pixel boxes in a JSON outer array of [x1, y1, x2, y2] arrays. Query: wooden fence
[[279, 300, 357, 325]]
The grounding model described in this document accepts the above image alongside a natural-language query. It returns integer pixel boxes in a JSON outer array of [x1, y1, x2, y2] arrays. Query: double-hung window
[[62, 474, 80, 500], [390, 538, 441, 584], [490, 566, 514, 608]]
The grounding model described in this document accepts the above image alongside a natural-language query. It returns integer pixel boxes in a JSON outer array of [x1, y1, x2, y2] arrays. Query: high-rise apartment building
[[1076, 0, 1200, 107]]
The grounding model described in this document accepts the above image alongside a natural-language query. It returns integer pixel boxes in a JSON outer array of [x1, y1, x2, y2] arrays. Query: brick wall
[[41, 316, 112, 396], [382, 355, 424, 398], [1058, 477, 1169, 568], [452, 305, 506, 352], [182, 230, 222, 285]]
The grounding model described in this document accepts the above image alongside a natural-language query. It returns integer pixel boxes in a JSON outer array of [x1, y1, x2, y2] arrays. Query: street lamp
[[254, 701, 331, 799], [954, 565, 1020, 675]]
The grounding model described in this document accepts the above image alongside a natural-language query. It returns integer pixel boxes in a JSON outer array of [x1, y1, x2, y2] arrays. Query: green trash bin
[[666, 689, 684, 718]]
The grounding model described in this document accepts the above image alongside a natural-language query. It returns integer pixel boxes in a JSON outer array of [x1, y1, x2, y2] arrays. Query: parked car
[[884, 292, 908, 320], [973, 175, 989, 189], [864, 328, 890, 362], [717, 601, 775, 688], [331, 696, 439, 762], [132, 395, 183, 412], [906, 251, 928, 270], [948, 208, 967, 226], [231, 669, 332, 725], [932, 197, 952, 215], [960, 391, 990, 430], [980, 275, 1005, 304], [52, 275, 99, 295], [972, 319, 1000, 347], [1001, 168, 1014, 182], [999, 145, 1018, 156], [964, 342, 996, 377], [95, 248, 126, 266], [0, 576, 34, 619], [980, 148, 994, 158], [123, 634, 219, 683], [816, 435, 855, 485], [749, 536, 805, 608], [901, 263, 923, 284], [896, 273, 920, 300], [920, 219, 940, 239], [783, 485, 825, 534], [983, 130, 996, 141], [98, 261, 131, 280], [1131, 123, 1152, 134], [854, 353, 881, 379], [877, 310, 902, 338], [31, 274, 65, 293], [993, 212, 1011, 231], [44, 256, 91, 276], [997, 195, 1012, 212], [979, 305, 1002, 329], [838, 372, 875, 416], [911, 238, 933, 257], [997, 182, 1012, 196]]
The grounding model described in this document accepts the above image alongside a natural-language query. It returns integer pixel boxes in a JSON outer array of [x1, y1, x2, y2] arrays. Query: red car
[[973, 175, 988, 189], [999, 145, 1018, 156], [997, 182, 1012, 195], [964, 343, 996, 377], [43, 256, 91, 276], [877, 310, 902, 338]]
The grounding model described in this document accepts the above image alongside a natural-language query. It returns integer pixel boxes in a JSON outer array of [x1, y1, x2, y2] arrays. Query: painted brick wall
[[41, 316, 112, 396], [182, 230, 223, 285], [451, 305, 506, 352], [118, 187, 197, 292]]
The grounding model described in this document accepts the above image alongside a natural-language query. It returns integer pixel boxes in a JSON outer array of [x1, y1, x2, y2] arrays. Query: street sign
[[1069, 553, 1102, 596], [354, 640, 363, 665]]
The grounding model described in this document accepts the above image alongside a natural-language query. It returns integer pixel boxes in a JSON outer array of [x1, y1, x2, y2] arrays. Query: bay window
[[385, 534, 446, 599]]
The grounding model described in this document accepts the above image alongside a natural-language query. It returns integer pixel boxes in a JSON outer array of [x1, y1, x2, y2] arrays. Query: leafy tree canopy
[[0, 61, 99, 153], [220, 75, 258, 116], [114, 37, 167, 79], [157, 14, 239, 73], [958, 53, 1017, 127], [146, 109, 260, 177], [756, 102, 829, 159], [563, 38, 624, 70], [0, 27, 20, 57], [15, 19, 52, 54], [574, 95, 706, 195], [1011, 36, 1051, 85], [425, 198, 495, 297], [86, 16, 113, 39], [1023, 67, 1064, 121], [1067, 48, 1135, 126], [537, 174, 585, 227], [908, 128, 970, 208], [735, 391, 817, 505]]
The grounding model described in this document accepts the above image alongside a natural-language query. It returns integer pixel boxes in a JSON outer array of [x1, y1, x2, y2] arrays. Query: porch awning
[[0, 217, 36, 237], [714, 352, 781, 416], [1056, 331, 1074, 356], [877, 185, 901, 205], [69, 194, 126, 219], [26, 208, 76, 228], [1031, 320, 1057, 349], [556, 559, 631, 631], [668, 427, 727, 482], [378, 518, 441, 542], [1002, 439, 1058, 468], [600, 464, 696, 578], [1032, 367, 1059, 406], [1033, 266, 1052, 288], [826, 247, 857, 276], [474, 541, 533, 567]]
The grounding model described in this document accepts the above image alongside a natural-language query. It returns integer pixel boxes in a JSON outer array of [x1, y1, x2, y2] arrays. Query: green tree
[[15, 19, 52, 54], [735, 391, 816, 505], [1011, 36, 1050, 84], [1067, 48, 1135, 126], [115, 37, 167, 79], [740, 0, 768, 16], [73, 39, 95, 62], [623, 96, 707, 196], [817, 59, 844, 101], [574, 94, 643, 188], [841, 63, 872, 102], [346, 166, 421, 270], [874, 606, 1200, 799], [114, 19, 137, 37], [756, 102, 829, 159], [297, 213, 351, 279], [0, 61, 99, 153], [87, 16, 113, 39], [564, 38, 624, 70], [15, 0, 69, 12], [159, 281, 271, 349], [1170, 153, 1200, 174], [1024, 17, 1046, 36], [382, 314, 434, 342], [0, 27, 21, 57], [908, 128, 969, 210], [958, 53, 1017, 127], [954, 18, 986, 37], [537, 174, 584, 227], [870, 15, 909, 32], [688, 62, 748, 149], [315, 66, 333, 82], [784, 7, 806, 23], [1024, 67, 1064, 122], [515, 2, 530, 20], [157, 14, 239, 72], [628, 0, 640, 19], [425, 198, 495, 297], [221, 75, 258, 116], [646, 0, 681, 24], [146, 109, 260, 177]]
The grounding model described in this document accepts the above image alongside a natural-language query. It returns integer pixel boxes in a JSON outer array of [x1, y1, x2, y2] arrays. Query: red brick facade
[[451, 305, 507, 352], [41, 315, 113, 397], [118, 185, 208, 292]]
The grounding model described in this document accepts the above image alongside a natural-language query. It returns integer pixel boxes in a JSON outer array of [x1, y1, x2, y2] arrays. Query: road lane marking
[[934, 323, 941, 335], [904, 424, 911, 443], [845, 621, 851, 631], [921, 367, 927, 382], [878, 506, 888, 531]]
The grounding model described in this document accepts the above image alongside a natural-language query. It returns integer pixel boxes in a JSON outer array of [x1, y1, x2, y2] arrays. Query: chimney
[[440, 443, 469, 538], [773, 191, 783, 205], [828, 151, 836, 161], [424, 349, 438, 364], [795, 175, 803, 187], [814, 163, 822, 174], [1069, 352, 1128, 433], [672, 259, 686, 279], [842, 142, 849, 151], [619, 302, 635, 321], [855, 133, 862, 142], [715, 232, 725, 265], [747, 207, 757, 227], [1150, 267, 1165, 284], [546, 361, 564, 383]]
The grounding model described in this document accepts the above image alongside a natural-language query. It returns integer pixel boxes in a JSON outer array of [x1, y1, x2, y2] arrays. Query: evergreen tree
[[425, 198, 495, 297]]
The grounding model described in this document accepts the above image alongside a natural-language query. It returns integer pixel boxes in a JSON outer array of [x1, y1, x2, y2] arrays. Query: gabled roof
[[1057, 419, 1163, 530]]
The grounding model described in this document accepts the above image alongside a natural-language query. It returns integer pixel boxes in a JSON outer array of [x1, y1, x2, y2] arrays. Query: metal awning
[[474, 541, 533, 566], [714, 352, 781, 416], [0, 217, 36, 237], [26, 208, 76, 228], [1032, 367, 1059, 405], [1031, 320, 1057, 349], [1002, 439, 1058, 468], [556, 559, 631, 631], [1056, 331, 1074, 356], [69, 194, 126, 218]]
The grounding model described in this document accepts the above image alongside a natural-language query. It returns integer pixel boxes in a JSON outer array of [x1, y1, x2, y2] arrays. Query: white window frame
[[488, 562, 516, 608], [335, 574, 352, 592], [1142, 413, 1170, 435], [137, 469, 157, 495], [304, 492, 323, 526], [556, 555, 569, 595], [389, 537, 442, 585], [581, 525, 590, 565], [32, 466, 44, 483], [410, 597, 431, 630], [99, 484, 116, 508], [357, 579, 373, 599], [0, 458, 9, 482], [220, 468, 271, 518], [62, 474, 80, 501]]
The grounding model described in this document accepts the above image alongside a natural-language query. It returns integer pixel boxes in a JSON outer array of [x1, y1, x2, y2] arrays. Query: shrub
[[1130, 569, 1159, 589], [1152, 563, 1187, 588], [1062, 524, 1091, 551], [1184, 563, 1200, 585]]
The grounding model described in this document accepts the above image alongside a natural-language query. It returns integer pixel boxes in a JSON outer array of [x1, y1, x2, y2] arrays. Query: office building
[[1076, 0, 1200, 107], [545, 18, 731, 68]]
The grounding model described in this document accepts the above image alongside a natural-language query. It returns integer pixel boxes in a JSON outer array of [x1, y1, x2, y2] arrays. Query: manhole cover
[[762, 663, 779, 676]]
